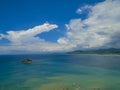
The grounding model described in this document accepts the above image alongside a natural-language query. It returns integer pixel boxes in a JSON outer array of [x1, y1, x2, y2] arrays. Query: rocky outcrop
[[22, 58, 32, 64]]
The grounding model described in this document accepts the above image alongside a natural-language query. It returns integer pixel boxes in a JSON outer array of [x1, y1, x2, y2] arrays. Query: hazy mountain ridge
[[68, 48, 120, 55]]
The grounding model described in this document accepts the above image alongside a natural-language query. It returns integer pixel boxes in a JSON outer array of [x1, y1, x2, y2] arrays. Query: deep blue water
[[0, 54, 120, 90]]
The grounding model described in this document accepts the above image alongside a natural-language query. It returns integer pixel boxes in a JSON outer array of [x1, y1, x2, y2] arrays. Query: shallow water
[[0, 54, 120, 90]]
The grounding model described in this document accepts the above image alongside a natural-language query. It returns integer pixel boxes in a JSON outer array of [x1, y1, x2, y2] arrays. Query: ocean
[[0, 54, 120, 90]]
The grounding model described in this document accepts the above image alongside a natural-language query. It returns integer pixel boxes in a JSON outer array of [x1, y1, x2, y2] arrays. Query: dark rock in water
[[22, 58, 32, 64]]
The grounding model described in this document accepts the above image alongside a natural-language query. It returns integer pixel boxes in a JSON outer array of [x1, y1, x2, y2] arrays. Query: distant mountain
[[68, 48, 120, 55]]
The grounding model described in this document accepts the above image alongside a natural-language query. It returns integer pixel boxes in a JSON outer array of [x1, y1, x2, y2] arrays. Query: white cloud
[[76, 5, 92, 14], [0, 23, 62, 54], [0, 0, 120, 54], [76, 8, 82, 14], [2, 23, 58, 45], [0, 23, 74, 54], [58, 0, 120, 49]]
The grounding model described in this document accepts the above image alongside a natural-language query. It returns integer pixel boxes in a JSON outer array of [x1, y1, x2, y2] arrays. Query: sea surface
[[0, 54, 120, 90]]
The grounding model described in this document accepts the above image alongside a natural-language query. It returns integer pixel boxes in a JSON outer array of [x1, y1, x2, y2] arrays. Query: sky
[[0, 0, 120, 54]]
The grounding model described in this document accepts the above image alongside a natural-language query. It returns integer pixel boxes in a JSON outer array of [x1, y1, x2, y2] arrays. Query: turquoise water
[[0, 54, 120, 90]]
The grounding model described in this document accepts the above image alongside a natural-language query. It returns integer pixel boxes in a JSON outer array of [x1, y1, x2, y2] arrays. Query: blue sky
[[0, 0, 104, 41], [0, 0, 120, 54]]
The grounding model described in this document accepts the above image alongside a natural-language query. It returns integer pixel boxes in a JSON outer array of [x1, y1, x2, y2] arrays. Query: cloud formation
[[58, 0, 120, 50], [0, 23, 74, 54], [76, 5, 92, 14], [0, 0, 120, 54], [1, 23, 58, 45], [0, 23, 62, 54]]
